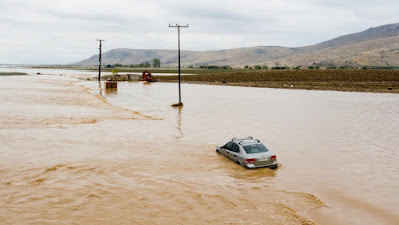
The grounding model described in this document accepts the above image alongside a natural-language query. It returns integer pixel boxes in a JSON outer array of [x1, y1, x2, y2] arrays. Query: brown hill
[[74, 23, 399, 67]]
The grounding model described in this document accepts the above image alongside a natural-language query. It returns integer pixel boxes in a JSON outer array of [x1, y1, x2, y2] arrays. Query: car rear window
[[243, 144, 269, 154]]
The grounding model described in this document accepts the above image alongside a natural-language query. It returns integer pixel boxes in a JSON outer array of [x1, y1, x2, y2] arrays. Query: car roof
[[231, 137, 262, 146]]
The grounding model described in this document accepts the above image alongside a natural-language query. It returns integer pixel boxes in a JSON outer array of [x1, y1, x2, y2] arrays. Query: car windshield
[[243, 144, 269, 154]]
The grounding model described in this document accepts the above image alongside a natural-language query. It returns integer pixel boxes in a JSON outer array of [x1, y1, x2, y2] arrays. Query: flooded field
[[0, 66, 191, 78], [1, 75, 398, 224], [0, 65, 105, 77]]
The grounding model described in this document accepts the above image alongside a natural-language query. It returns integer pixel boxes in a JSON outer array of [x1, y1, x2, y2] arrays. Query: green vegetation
[[271, 66, 290, 70], [84, 67, 247, 74], [0, 72, 28, 76], [199, 65, 232, 70], [326, 66, 337, 69], [111, 68, 119, 75], [106, 62, 152, 68], [243, 65, 268, 70], [152, 58, 161, 67], [98, 64, 399, 71], [362, 66, 399, 70], [339, 66, 356, 69], [26, 64, 399, 78]]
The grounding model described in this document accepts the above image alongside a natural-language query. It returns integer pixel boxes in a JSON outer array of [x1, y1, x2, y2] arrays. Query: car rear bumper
[[245, 161, 278, 169]]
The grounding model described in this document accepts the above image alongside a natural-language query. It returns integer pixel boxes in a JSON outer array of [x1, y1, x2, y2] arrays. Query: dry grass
[[155, 69, 399, 93]]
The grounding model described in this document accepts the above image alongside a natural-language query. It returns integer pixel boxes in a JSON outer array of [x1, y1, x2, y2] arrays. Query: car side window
[[231, 143, 240, 153], [225, 142, 234, 150]]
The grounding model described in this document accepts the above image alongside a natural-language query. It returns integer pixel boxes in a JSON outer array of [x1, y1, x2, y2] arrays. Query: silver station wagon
[[216, 137, 278, 169]]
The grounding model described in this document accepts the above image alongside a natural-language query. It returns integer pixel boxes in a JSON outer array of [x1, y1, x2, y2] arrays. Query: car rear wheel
[[269, 165, 278, 169]]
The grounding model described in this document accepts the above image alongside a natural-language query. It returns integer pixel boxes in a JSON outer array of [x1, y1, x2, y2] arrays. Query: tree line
[[103, 58, 399, 70], [105, 58, 161, 68]]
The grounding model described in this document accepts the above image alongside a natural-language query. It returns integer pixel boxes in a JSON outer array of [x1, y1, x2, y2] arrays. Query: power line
[[169, 24, 189, 107]]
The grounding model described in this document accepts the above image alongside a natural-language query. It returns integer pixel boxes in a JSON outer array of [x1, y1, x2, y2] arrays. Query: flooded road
[[92, 81, 399, 224], [1, 75, 398, 224]]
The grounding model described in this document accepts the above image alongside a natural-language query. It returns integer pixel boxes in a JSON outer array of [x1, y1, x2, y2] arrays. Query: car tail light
[[271, 155, 277, 161], [245, 158, 256, 163]]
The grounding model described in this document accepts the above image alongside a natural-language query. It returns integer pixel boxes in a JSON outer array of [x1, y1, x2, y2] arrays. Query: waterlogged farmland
[[157, 69, 399, 93]]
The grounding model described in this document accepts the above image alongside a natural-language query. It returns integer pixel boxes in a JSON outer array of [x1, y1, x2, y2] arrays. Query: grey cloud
[[178, 7, 277, 36], [37, 9, 133, 26], [183, 8, 255, 23], [1, 0, 398, 64]]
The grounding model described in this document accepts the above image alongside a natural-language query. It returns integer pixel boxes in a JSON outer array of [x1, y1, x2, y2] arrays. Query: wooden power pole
[[96, 39, 104, 81], [169, 24, 188, 107]]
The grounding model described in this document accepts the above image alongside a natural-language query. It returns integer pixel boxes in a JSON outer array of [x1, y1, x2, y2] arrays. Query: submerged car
[[216, 137, 278, 169]]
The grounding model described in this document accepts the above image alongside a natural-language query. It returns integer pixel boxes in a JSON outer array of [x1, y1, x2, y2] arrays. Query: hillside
[[74, 23, 399, 67]]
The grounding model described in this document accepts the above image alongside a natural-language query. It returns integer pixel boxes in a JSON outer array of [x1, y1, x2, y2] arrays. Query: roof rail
[[236, 137, 253, 141], [233, 137, 257, 142]]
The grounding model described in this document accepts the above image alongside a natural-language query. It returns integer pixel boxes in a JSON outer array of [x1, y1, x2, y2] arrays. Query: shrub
[[271, 66, 290, 70], [152, 58, 161, 67], [111, 68, 119, 75], [220, 65, 232, 70]]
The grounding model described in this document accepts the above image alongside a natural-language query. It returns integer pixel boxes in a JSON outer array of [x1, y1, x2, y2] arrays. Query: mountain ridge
[[74, 23, 399, 67]]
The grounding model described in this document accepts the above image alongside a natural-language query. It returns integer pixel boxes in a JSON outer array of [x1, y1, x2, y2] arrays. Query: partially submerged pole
[[96, 39, 104, 81], [169, 24, 188, 107]]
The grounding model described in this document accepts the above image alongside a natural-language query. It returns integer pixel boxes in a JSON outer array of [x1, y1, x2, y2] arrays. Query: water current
[[95, 81, 399, 224], [0, 73, 398, 224]]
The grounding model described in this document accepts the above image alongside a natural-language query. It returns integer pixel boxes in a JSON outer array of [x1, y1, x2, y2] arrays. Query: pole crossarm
[[168, 24, 189, 28]]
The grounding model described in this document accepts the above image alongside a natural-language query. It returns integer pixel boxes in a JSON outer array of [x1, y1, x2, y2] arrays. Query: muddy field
[[155, 69, 399, 93]]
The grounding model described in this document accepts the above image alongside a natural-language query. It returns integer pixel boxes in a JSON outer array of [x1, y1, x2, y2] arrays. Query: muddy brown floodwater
[[1, 75, 398, 225]]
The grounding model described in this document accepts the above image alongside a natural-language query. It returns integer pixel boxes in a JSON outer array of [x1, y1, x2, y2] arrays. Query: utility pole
[[96, 39, 104, 81], [169, 24, 189, 107]]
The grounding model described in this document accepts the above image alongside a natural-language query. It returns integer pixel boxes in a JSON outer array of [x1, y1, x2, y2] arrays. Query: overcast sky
[[0, 0, 398, 64]]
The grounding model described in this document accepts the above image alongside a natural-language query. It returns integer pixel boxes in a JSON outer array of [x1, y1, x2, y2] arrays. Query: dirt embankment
[[155, 69, 399, 93]]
